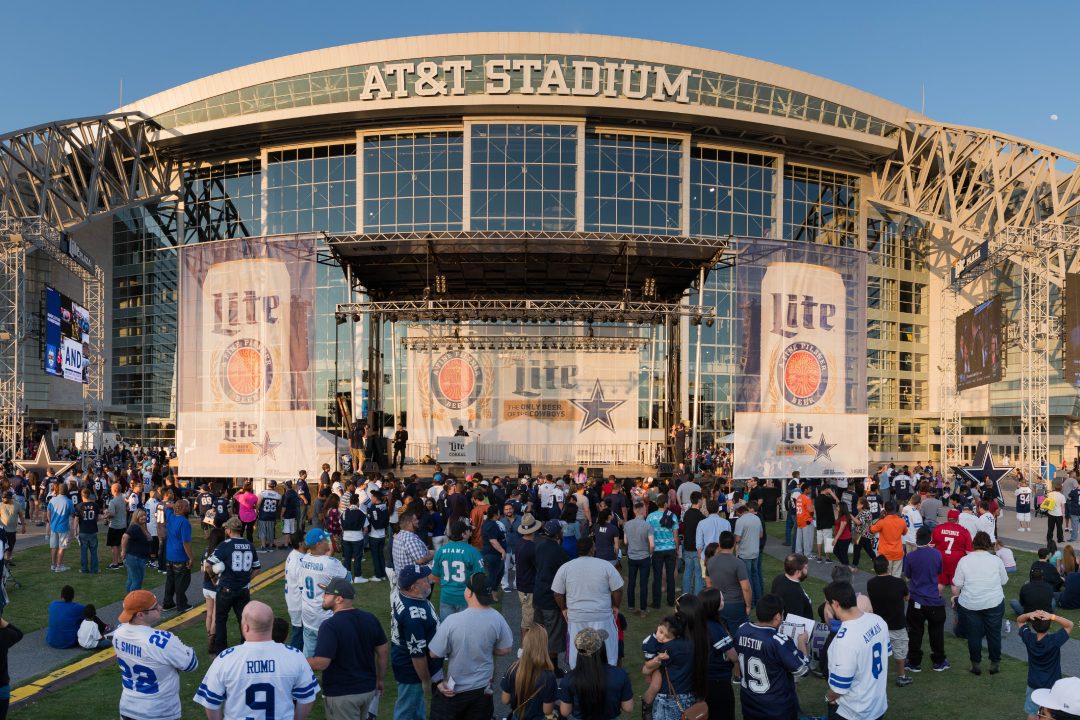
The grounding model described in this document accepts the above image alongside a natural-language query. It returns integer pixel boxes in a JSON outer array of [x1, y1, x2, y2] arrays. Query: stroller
[[1034, 481, 1049, 519]]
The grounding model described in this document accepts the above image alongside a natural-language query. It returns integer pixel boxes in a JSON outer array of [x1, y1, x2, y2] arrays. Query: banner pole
[[391, 320, 399, 426], [691, 265, 705, 475]]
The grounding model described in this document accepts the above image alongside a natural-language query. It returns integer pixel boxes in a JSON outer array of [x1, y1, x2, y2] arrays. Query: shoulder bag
[[663, 668, 708, 720]]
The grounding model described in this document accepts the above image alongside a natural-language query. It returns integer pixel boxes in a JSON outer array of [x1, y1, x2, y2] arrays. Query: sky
[[2, 0, 1076, 151]]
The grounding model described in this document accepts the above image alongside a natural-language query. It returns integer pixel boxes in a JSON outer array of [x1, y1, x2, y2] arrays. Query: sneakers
[[1004, 620, 1011, 634], [353, 576, 369, 584], [107, 563, 122, 570], [54, 564, 69, 573], [896, 675, 913, 687], [369, 576, 384, 582], [906, 664, 922, 673], [933, 660, 951, 672]]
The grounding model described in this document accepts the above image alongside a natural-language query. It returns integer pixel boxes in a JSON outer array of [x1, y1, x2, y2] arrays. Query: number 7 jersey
[[113, 623, 198, 720]]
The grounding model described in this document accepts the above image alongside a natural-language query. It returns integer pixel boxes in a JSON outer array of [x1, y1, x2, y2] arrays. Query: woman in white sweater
[[950, 530, 1008, 675]]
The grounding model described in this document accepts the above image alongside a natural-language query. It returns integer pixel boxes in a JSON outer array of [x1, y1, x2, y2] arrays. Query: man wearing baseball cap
[[533, 519, 570, 667], [514, 513, 541, 638], [205, 516, 260, 655], [428, 572, 513, 720], [309, 577, 387, 720], [113, 589, 198, 720], [392, 565, 441, 720], [297, 528, 350, 657], [1032, 677, 1080, 719]]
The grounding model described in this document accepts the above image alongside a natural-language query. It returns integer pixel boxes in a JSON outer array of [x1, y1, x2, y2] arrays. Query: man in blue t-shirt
[[47, 482, 74, 572], [1018, 609, 1072, 718], [163, 500, 194, 613], [391, 565, 441, 720], [645, 495, 679, 609], [45, 585, 84, 648], [310, 577, 387, 717]]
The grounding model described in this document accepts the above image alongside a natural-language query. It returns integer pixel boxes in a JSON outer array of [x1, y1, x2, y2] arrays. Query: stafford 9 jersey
[[828, 612, 891, 720], [194, 641, 319, 720], [297, 552, 350, 628], [209, 537, 261, 591], [113, 623, 198, 720], [733, 622, 808, 720]]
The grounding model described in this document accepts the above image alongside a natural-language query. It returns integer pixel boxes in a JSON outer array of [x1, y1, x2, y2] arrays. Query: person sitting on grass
[[1018, 609, 1073, 720], [46, 585, 84, 649], [77, 604, 112, 649]]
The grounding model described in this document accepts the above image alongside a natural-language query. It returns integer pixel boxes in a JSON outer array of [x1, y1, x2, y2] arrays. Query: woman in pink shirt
[[233, 480, 258, 542]]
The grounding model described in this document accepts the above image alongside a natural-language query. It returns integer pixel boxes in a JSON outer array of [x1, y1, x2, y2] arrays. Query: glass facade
[[362, 132, 463, 232], [266, 144, 356, 235], [783, 165, 859, 248], [182, 161, 261, 243], [585, 132, 682, 235], [471, 123, 576, 231]]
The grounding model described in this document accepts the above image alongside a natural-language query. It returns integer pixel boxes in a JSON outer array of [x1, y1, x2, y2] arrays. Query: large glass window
[[182, 161, 260, 243], [470, 123, 576, 231], [690, 148, 775, 238], [585, 132, 682, 235], [363, 132, 463, 232], [783, 165, 859, 248], [266, 143, 356, 235]]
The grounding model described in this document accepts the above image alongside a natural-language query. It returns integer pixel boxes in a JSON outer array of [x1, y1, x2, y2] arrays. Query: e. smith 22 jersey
[[828, 611, 891, 720], [296, 552, 350, 629], [194, 641, 319, 720], [113, 623, 198, 720]]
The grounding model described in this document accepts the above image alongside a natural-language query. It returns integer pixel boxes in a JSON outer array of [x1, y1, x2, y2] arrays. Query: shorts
[[203, 588, 217, 600], [816, 528, 834, 545], [889, 628, 909, 661], [106, 528, 125, 547], [1025, 687, 1040, 716], [518, 591, 535, 630], [1017, 512, 1031, 522], [48, 531, 70, 550], [534, 606, 568, 656], [282, 518, 297, 535]]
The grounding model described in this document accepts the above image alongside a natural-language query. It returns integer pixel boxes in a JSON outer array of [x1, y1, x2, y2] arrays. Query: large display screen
[[44, 286, 89, 383], [1065, 274, 1080, 388], [955, 295, 1003, 392]]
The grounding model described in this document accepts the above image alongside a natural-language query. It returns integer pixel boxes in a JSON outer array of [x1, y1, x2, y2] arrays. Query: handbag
[[663, 668, 708, 720]]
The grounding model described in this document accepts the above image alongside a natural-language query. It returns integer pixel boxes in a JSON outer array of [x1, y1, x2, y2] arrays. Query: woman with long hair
[[119, 509, 151, 592], [499, 626, 557, 719], [832, 503, 854, 567], [233, 480, 258, 542], [698, 587, 737, 720], [850, 496, 877, 572], [323, 494, 342, 554], [642, 609, 701, 720], [1060, 544, 1077, 576], [559, 628, 634, 720]]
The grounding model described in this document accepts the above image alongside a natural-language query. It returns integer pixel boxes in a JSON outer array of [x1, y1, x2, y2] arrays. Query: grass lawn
[[5, 532, 209, 632], [11, 531, 1036, 720]]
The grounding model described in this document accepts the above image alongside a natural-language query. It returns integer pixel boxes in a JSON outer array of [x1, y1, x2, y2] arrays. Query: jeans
[[439, 601, 466, 621], [289, 624, 304, 651], [682, 548, 702, 595], [627, 557, 651, 610], [833, 539, 851, 566], [1048, 515, 1064, 544], [393, 447, 406, 469], [784, 510, 795, 545], [741, 556, 763, 607], [429, 687, 492, 720], [163, 561, 191, 610], [720, 599, 748, 632], [906, 601, 947, 666], [483, 553, 504, 591], [652, 549, 676, 608], [368, 536, 387, 578], [394, 681, 426, 720], [124, 555, 146, 592], [342, 539, 364, 578], [1070, 514, 1080, 542], [302, 626, 319, 658], [212, 586, 250, 654], [1011, 598, 1056, 616], [959, 601, 1004, 664], [79, 532, 99, 573]]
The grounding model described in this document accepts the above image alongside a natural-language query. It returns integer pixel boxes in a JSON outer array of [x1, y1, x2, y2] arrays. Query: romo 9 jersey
[[733, 622, 808, 720], [113, 623, 198, 720], [297, 552, 350, 629], [194, 641, 319, 720], [828, 612, 891, 720]]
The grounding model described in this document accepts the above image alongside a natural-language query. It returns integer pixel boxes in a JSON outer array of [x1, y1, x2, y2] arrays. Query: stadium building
[[2, 33, 1079, 477]]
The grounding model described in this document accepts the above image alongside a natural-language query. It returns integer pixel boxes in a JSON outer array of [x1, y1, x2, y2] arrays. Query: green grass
[[11, 533, 1037, 720], [5, 533, 209, 632]]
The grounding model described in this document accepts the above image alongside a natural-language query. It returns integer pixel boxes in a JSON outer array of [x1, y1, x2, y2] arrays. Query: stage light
[[435, 275, 447, 293], [705, 317, 714, 327]]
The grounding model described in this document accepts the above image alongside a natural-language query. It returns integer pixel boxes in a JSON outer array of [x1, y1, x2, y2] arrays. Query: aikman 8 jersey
[[194, 641, 320, 720], [828, 611, 891, 720], [113, 623, 198, 720], [733, 622, 808, 720], [296, 552, 350, 629]]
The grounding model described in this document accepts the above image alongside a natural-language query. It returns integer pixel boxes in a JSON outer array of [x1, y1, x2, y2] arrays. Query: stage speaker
[[587, 467, 604, 479], [518, 463, 533, 478], [361, 461, 380, 474], [658, 463, 675, 478]]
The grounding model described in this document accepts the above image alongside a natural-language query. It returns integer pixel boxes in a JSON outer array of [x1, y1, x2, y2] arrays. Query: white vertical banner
[[176, 237, 316, 479], [734, 242, 867, 479]]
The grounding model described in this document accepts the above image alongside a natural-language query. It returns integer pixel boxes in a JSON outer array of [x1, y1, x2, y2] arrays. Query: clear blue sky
[[3, 0, 1076, 151]]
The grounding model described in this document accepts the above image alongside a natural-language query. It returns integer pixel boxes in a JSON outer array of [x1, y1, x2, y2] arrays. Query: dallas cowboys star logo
[[570, 379, 626, 433], [810, 434, 837, 461], [251, 432, 281, 460], [14, 434, 77, 479], [952, 441, 1014, 489]]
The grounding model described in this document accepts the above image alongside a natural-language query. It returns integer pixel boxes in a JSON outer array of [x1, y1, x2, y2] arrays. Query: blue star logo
[[570, 380, 626, 433], [251, 432, 281, 460], [810, 434, 837, 462], [952, 441, 1014, 490]]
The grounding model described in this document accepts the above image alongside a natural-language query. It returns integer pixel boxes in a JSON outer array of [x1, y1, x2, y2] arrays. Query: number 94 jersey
[[194, 642, 319, 720], [828, 611, 891, 720], [113, 623, 198, 720]]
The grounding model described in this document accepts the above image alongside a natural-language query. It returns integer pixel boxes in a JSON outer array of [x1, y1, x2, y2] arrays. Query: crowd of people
[[1, 443, 1078, 720]]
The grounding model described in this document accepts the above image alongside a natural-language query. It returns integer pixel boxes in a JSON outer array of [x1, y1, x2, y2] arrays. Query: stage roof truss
[[401, 334, 651, 352], [334, 298, 714, 324]]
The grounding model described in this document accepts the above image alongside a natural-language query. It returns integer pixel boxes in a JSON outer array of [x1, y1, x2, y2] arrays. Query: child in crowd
[[1018, 609, 1073, 720], [640, 615, 681, 713], [77, 604, 112, 649], [996, 540, 1017, 573]]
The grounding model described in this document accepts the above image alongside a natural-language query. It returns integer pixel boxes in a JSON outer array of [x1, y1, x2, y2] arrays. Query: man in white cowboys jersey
[[194, 600, 320, 720], [206, 516, 261, 655], [297, 528, 350, 657], [825, 580, 891, 720], [112, 589, 199, 720]]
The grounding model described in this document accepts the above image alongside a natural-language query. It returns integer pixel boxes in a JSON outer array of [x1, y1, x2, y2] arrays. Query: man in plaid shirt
[[392, 511, 433, 581]]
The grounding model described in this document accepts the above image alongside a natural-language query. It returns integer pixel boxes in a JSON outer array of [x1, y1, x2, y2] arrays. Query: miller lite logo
[[778, 341, 828, 407], [430, 351, 484, 411], [219, 338, 273, 404]]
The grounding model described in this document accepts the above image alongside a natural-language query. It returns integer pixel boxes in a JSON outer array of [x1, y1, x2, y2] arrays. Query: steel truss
[[0, 211, 105, 462], [937, 287, 962, 475], [334, 298, 714, 323], [401, 335, 651, 353]]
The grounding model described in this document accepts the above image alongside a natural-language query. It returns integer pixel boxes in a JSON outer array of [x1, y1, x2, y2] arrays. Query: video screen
[[955, 295, 1002, 392], [44, 285, 89, 383], [1065, 274, 1080, 388]]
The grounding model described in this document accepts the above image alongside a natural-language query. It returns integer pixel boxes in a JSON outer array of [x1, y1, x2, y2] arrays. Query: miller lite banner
[[733, 240, 867, 479], [407, 337, 638, 456], [176, 237, 316, 479]]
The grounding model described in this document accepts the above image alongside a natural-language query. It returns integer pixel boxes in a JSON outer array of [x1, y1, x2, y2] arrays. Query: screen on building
[[44, 285, 89, 383], [955, 295, 1002, 392], [1066, 274, 1080, 388]]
